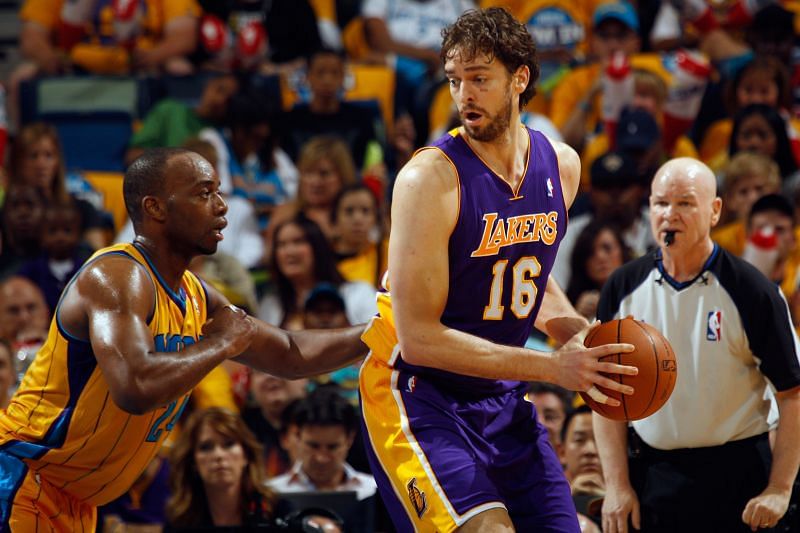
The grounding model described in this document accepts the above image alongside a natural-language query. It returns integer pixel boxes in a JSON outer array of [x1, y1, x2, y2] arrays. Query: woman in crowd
[[700, 56, 800, 171], [566, 221, 630, 321], [9, 122, 113, 249], [267, 136, 357, 248], [331, 183, 388, 289], [259, 217, 376, 330], [166, 407, 285, 530], [728, 104, 800, 194]]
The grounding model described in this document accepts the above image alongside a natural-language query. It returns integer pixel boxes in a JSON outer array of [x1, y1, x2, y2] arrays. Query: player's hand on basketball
[[203, 304, 256, 357], [602, 482, 640, 533], [742, 484, 790, 531], [553, 321, 637, 406]]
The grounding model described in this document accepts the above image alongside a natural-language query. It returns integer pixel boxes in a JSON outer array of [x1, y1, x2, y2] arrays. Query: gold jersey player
[[359, 8, 637, 532], [0, 148, 366, 531]]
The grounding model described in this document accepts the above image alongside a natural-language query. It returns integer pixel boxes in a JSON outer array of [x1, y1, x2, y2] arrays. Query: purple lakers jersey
[[397, 126, 567, 391]]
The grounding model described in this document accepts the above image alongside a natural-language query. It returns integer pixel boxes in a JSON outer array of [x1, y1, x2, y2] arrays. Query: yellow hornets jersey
[[0, 243, 208, 506]]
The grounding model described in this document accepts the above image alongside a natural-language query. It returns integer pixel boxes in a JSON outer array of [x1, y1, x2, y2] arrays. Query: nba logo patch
[[706, 310, 722, 341], [407, 478, 427, 518], [546, 177, 554, 198]]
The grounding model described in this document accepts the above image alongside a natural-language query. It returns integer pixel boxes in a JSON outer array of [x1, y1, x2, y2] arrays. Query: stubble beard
[[462, 90, 513, 143]]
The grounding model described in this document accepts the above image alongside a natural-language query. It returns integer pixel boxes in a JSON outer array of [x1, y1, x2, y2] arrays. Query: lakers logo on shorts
[[407, 477, 428, 518]]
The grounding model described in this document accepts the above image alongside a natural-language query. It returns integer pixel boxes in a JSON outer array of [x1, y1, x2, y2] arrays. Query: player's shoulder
[[74, 249, 155, 305], [396, 144, 459, 192]]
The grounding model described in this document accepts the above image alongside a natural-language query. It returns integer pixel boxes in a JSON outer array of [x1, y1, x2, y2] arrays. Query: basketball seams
[[583, 317, 676, 422], [616, 319, 629, 421], [633, 321, 660, 419]]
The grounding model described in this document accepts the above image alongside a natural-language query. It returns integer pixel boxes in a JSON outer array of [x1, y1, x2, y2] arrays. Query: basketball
[[580, 317, 677, 421]]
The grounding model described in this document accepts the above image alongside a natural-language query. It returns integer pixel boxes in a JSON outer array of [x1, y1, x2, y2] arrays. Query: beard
[[461, 91, 513, 143]]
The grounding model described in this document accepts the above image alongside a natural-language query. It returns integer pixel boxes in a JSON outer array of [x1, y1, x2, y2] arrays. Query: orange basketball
[[580, 317, 677, 421]]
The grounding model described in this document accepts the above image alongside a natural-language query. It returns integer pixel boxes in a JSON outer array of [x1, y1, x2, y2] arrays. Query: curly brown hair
[[440, 7, 540, 109], [166, 407, 277, 528]]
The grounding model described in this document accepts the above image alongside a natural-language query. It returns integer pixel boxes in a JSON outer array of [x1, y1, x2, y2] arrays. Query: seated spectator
[[566, 221, 630, 321], [166, 407, 289, 530], [550, 1, 641, 151], [614, 107, 670, 183], [242, 372, 309, 478], [744, 5, 800, 114], [268, 136, 357, 247], [0, 276, 49, 345], [0, 183, 46, 279], [526, 382, 572, 452], [361, 0, 473, 140], [9, 0, 200, 130], [0, 339, 14, 408], [560, 405, 603, 532], [745, 194, 799, 297], [302, 285, 359, 407], [259, 217, 376, 330], [18, 0, 198, 75], [10, 122, 114, 249], [201, 90, 296, 230], [261, 0, 324, 74], [331, 184, 387, 289], [728, 104, 800, 194], [125, 73, 239, 166], [712, 151, 781, 255], [267, 390, 377, 526], [0, 277, 50, 383], [198, 0, 326, 75], [279, 48, 383, 171], [552, 151, 654, 288], [699, 56, 800, 172], [580, 69, 699, 189], [303, 283, 350, 331], [18, 201, 93, 311]]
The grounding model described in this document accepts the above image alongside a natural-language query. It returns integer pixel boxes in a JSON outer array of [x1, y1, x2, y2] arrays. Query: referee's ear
[[710, 196, 722, 228]]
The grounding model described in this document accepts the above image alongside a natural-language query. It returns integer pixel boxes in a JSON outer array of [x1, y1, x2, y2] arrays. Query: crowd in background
[[2, 0, 800, 531]]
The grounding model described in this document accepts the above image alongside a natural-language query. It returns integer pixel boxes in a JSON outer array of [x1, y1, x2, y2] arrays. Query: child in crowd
[[18, 201, 92, 311]]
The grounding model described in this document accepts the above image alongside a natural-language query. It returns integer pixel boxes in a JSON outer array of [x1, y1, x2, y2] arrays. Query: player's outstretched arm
[[235, 321, 367, 379], [389, 150, 634, 394], [59, 255, 256, 414], [594, 412, 640, 533], [194, 283, 367, 378]]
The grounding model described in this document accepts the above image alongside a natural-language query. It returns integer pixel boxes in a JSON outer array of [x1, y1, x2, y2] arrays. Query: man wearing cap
[[550, 1, 642, 150], [551, 150, 655, 289], [615, 107, 666, 180], [303, 283, 350, 330]]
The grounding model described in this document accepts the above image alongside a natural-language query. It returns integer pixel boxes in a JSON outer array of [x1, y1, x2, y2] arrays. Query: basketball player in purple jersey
[[359, 7, 639, 532]]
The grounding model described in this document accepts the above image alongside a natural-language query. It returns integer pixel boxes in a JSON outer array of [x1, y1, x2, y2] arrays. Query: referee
[[594, 158, 800, 533]]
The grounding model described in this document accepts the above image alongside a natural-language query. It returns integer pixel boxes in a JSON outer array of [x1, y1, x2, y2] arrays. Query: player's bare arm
[[59, 255, 256, 414], [390, 149, 634, 395], [200, 287, 368, 379]]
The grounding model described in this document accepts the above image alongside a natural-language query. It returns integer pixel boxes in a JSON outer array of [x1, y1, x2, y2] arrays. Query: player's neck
[[132, 235, 190, 292], [463, 121, 527, 189], [660, 238, 714, 281]]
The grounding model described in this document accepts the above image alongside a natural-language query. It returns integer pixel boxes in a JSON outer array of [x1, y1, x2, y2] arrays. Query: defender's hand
[[203, 304, 256, 358]]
